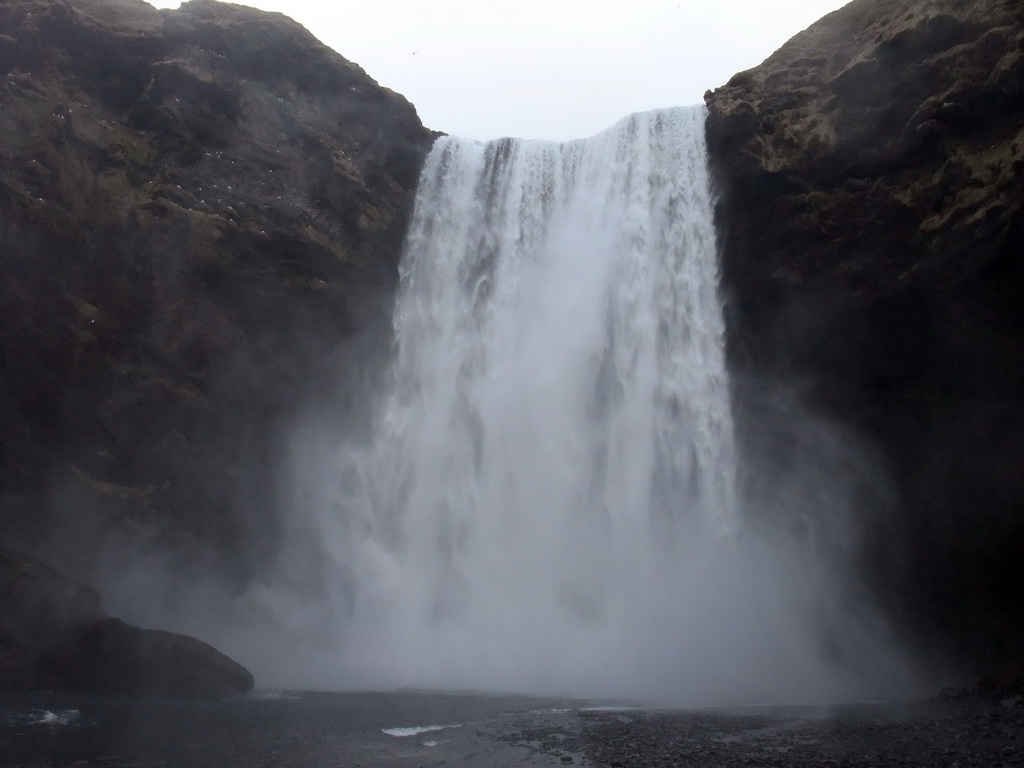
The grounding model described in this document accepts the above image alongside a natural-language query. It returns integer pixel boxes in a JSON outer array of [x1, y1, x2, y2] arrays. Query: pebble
[[578, 700, 1024, 768]]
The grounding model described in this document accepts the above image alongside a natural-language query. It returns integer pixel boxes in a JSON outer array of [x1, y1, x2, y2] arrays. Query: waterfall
[[285, 106, 901, 702], [393, 106, 737, 544]]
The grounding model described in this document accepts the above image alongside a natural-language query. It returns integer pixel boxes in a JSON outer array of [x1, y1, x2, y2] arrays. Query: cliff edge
[[0, 0, 434, 577], [706, 0, 1024, 674]]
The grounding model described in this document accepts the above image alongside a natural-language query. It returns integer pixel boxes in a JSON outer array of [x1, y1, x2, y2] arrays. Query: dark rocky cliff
[[705, 0, 1024, 675], [0, 0, 434, 583]]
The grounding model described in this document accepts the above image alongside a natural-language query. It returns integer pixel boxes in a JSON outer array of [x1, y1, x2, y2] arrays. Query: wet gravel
[[580, 700, 1024, 768], [3, 691, 1022, 767]]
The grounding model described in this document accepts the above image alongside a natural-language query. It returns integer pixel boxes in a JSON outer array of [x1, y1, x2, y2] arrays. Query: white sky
[[146, 1, 848, 141]]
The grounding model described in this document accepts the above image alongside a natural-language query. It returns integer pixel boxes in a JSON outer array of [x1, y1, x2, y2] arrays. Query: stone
[[1, 548, 252, 697], [0, 546, 101, 651], [38, 617, 254, 698], [0, 631, 37, 691]]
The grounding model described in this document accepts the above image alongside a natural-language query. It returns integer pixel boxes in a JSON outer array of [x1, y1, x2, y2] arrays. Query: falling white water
[[245, 106, 914, 703], [393, 106, 738, 544]]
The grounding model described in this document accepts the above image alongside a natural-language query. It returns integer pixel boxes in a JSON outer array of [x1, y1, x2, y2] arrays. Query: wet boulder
[[39, 617, 255, 698], [0, 548, 253, 697]]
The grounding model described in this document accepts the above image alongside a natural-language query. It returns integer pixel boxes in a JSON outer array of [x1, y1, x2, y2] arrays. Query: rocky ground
[[1, 688, 1023, 767], [577, 700, 1024, 768]]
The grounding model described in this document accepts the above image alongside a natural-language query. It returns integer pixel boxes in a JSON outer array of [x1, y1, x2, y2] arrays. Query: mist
[[93, 107, 925, 706]]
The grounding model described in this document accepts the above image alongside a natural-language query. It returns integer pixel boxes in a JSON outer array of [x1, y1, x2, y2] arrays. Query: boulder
[[39, 617, 254, 698], [0, 545, 101, 651], [0, 548, 253, 697], [0, 631, 37, 692]]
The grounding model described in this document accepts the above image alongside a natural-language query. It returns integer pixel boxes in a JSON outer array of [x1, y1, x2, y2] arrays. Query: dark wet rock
[[38, 617, 254, 698], [0, 546, 101, 648], [706, 0, 1024, 676], [0, 632, 37, 692], [1, 544, 101, 691], [979, 657, 1024, 700], [0, 0, 434, 580], [0, 547, 252, 697]]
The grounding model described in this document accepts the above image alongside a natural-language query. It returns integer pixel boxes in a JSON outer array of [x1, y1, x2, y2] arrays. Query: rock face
[[705, 0, 1024, 671], [0, 0, 434, 577], [1, 548, 253, 696], [0, 0, 433, 694], [0, 545, 100, 690]]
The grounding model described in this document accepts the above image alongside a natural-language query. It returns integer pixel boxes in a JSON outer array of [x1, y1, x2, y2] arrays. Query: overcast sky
[[147, 1, 848, 141]]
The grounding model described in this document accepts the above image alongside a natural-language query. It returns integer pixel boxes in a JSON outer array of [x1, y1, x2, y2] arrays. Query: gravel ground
[[578, 699, 1024, 768], [3, 691, 1022, 767]]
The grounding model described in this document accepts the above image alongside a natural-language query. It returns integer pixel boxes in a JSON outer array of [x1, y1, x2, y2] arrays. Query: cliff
[[0, 0, 434, 578], [0, 0, 435, 694], [705, 0, 1024, 673]]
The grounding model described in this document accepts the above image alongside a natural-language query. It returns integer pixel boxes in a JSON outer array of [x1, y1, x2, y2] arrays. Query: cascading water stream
[[267, 106, 909, 702], [324, 106, 743, 692], [391, 106, 738, 543], [93, 106, 920, 704]]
